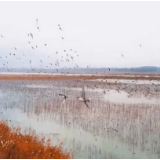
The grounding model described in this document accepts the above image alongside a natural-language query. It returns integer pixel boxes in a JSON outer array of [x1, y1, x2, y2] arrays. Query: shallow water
[[21, 84, 160, 104], [89, 79, 160, 85], [0, 80, 160, 158], [0, 107, 158, 159], [104, 89, 160, 104]]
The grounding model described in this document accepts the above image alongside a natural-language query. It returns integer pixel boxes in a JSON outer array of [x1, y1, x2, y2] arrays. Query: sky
[[0, 1, 160, 69]]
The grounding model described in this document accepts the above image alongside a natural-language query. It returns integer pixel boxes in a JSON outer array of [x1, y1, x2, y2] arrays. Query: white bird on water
[[77, 86, 90, 109]]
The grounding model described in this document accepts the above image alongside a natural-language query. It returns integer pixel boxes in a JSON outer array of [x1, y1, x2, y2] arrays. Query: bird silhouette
[[59, 27, 63, 31], [59, 94, 68, 104], [121, 53, 124, 57], [30, 33, 33, 39], [77, 86, 90, 109]]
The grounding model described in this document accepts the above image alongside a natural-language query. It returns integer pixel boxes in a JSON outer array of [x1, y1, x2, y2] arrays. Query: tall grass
[[0, 121, 70, 159]]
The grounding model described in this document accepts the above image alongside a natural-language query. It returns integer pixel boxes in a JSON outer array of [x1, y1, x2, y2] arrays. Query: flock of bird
[[0, 19, 82, 73], [0, 18, 143, 74]]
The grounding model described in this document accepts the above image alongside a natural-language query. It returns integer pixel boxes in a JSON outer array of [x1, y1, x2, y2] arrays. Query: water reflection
[[104, 90, 160, 104]]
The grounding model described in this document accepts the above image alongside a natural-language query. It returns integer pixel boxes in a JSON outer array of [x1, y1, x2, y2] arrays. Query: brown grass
[[0, 121, 70, 159], [0, 73, 160, 80]]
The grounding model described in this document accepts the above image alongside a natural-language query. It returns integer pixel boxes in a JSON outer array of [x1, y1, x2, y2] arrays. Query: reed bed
[[0, 79, 160, 158], [0, 121, 70, 159]]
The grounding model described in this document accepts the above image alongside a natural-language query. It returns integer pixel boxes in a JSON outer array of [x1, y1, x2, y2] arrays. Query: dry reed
[[0, 121, 70, 159]]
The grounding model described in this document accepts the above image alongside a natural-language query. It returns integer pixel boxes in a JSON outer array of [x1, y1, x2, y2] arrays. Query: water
[[89, 79, 160, 85], [104, 90, 160, 104], [21, 84, 160, 104], [0, 80, 160, 158]]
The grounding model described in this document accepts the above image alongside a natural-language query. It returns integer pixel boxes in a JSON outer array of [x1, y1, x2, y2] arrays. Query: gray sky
[[0, 1, 160, 69]]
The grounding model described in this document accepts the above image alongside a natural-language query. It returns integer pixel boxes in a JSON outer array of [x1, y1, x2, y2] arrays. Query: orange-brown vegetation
[[0, 121, 70, 159], [0, 73, 160, 80]]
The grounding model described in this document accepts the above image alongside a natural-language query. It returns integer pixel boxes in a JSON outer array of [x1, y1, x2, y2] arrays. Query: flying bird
[[59, 94, 68, 104], [30, 33, 33, 39], [59, 27, 63, 31], [77, 86, 90, 109], [121, 53, 124, 57]]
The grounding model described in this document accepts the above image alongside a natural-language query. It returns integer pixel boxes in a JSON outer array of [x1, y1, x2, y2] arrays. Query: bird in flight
[[36, 19, 39, 24], [30, 33, 33, 39], [59, 94, 68, 104], [1, 35, 3, 38], [139, 44, 142, 47], [59, 27, 63, 31], [77, 86, 90, 109], [121, 53, 124, 57]]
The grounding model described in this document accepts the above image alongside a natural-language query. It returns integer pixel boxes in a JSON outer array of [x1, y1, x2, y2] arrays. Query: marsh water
[[0, 79, 160, 158]]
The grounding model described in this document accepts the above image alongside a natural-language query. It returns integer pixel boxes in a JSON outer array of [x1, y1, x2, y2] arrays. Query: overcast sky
[[0, 1, 160, 69]]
